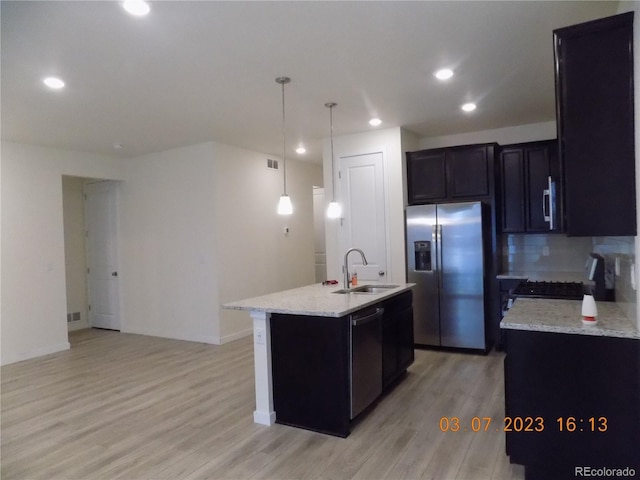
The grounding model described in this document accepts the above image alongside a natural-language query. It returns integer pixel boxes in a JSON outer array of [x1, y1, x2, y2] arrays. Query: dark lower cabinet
[[271, 313, 351, 437], [271, 292, 414, 437], [382, 291, 414, 388], [554, 12, 636, 236], [503, 328, 640, 479]]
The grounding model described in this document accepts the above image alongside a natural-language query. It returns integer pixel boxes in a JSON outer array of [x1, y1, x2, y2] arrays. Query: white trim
[[121, 326, 219, 345], [1, 342, 70, 366], [250, 310, 276, 426], [219, 328, 252, 344]]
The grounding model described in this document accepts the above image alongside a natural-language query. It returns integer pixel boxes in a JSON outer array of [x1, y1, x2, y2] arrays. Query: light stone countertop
[[501, 297, 640, 340], [223, 282, 415, 318]]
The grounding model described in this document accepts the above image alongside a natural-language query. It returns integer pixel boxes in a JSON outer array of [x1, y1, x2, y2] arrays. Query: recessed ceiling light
[[43, 77, 65, 89], [296, 146, 306, 154], [369, 118, 382, 126], [461, 103, 477, 112], [434, 68, 454, 80], [122, 0, 150, 16]]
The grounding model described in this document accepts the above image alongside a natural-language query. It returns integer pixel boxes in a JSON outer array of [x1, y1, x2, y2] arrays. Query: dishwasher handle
[[351, 307, 384, 326]]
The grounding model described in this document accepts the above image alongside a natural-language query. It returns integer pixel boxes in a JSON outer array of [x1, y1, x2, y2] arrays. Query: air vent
[[67, 312, 81, 322], [267, 158, 279, 170]]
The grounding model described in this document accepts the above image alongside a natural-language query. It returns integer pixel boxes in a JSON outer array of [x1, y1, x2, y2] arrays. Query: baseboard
[[1, 341, 71, 366], [121, 326, 219, 345], [219, 328, 252, 344]]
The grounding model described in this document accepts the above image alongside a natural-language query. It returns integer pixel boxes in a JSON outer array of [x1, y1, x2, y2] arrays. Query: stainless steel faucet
[[344, 248, 368, 289]]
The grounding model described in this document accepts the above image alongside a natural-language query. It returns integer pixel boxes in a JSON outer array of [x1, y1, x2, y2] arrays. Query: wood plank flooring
[[1, 329, 524, 480]]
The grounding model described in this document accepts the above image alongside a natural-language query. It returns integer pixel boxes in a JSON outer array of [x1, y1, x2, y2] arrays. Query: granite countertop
[[223, 282, 415, 318], [501, 297, 640, 340]]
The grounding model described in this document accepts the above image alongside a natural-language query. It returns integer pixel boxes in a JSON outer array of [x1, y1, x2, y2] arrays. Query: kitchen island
[[223, 282, 414, 436], [501, 299, 640, 479]]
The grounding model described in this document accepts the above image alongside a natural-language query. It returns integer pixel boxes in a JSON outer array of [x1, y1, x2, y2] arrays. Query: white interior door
[[85, 181, 121, 330], [339, 152, 387, 284]]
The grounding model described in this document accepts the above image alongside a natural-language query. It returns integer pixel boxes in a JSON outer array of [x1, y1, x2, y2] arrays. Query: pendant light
[[276, 76, 293, 215], [325, 102, 342, 219]]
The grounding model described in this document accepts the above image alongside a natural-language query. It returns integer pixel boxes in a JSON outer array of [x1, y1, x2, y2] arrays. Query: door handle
[[351, 307, 384, 326], [112, 272, 118, 277], [378, 270, 385, 276]]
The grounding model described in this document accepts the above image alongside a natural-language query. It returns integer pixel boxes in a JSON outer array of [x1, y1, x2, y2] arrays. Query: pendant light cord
[[281, 80, 287, 196], [326, 102, 337, 202]]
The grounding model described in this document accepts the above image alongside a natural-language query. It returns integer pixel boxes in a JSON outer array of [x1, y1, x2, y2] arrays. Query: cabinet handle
[[351, 307, 384, 326], [542, 189, 550, 224], [548, 176, 555, 231]]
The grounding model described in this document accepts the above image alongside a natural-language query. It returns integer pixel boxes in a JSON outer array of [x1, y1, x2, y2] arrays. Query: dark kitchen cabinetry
[[500, 140, 561, 233], [382, 291, 413, 388], [554, 12, 636, 236], [406, 143, 497, 204], [270, 292, 414, 437], [503, 328, 640, 479]]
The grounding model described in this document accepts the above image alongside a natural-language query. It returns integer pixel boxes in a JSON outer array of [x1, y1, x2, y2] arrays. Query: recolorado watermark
[[575, 466, 636, 477]]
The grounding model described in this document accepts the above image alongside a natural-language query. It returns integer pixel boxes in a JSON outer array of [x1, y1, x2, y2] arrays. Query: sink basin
[[332, 284, 399, 294]]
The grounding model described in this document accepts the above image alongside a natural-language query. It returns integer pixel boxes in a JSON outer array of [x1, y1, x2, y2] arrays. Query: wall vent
[[267, 158, 279, 170], [67, 312, 81, 323]]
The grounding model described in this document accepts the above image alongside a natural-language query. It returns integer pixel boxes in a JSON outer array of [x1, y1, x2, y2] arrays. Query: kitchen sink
[[333, 284, 399, 294]]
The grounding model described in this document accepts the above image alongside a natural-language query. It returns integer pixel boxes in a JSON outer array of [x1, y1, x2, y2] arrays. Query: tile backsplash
[[502, 234, 592, 274], [592, 236, 636, 324], [503, 234, 637, 325]]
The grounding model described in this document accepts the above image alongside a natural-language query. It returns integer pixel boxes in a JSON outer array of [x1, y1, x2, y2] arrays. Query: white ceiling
[[1, 1, 619, 163]]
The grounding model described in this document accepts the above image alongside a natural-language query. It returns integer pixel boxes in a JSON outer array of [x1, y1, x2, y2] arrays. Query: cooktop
[[512, 280, 585, 300]]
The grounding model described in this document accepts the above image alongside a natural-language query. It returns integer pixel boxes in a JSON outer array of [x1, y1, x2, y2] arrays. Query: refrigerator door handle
[[435, 223, 443, 290]]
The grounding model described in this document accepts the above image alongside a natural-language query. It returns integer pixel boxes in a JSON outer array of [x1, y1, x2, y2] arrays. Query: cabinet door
[[500, 148, 526, 233], [382, 314, 398, 387], [525, 146, 551, 232], [271, 314, 351, 437], [447, 146, 489, 198], [555, 12, 636, 236], [406, 150, 447, 203], [396, 306, 414, 372]]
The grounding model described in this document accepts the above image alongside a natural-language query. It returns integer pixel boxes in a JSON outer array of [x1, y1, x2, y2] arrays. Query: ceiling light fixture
[[276, 76, 293, 215], [43, 77, 65, 89], [325, 102, 342, 219], [461, 102, 477, 112], [122, 0, 150, 16], [369, 118, 382, 127], [434, 68, 454, 80], [296, 146, 306, 154]]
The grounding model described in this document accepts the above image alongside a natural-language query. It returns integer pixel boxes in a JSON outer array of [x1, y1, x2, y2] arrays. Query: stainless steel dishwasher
[[349, 306, 383, 419]]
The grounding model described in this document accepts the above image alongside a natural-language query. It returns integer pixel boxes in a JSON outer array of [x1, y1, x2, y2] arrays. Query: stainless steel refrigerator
[[406, 202, 487, 350]]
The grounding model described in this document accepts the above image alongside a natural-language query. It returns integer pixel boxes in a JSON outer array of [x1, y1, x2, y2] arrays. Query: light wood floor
[[1, 329, 524, 480]]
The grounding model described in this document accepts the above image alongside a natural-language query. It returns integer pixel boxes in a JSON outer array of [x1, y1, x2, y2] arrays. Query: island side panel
[[250, 311, 276, 425]]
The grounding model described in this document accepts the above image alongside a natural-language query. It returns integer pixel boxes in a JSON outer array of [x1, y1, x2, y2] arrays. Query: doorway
[[62, 177, 121, 335]]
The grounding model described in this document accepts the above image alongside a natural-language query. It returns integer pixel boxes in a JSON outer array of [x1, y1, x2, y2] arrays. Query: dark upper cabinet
[[406, 143, 496, 204], [500, 140, 561, 233], [554, 12, 636, 236], [406, 150, 447, 202]]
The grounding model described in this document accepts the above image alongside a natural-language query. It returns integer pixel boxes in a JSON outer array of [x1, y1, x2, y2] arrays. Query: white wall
[[120, 143, 220, 343], [213, 142, 322, 342], [120, 141, 322, 345], [1, 142, 123, 365], [324, 127, 411, 285], [62, 175, 89, 331], [418, 120, 557, 150]]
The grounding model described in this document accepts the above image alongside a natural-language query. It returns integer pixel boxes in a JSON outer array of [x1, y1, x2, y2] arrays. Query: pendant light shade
[[276, 76, 293, 215], [325, 102, 342, 219], [277, 195, 293, 215]]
